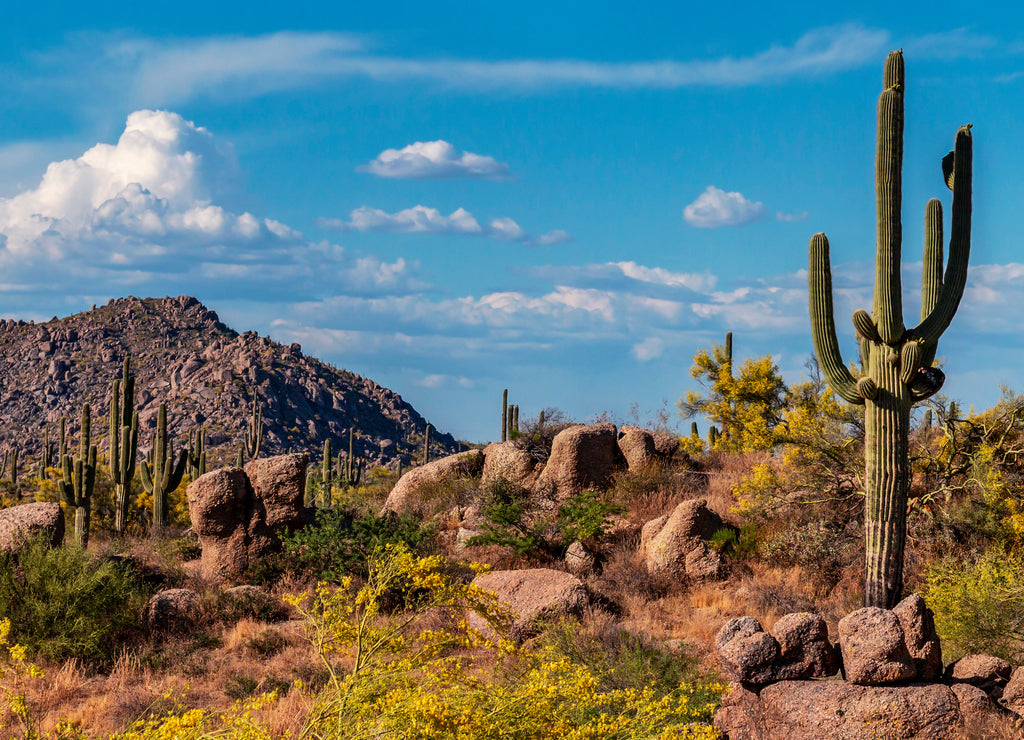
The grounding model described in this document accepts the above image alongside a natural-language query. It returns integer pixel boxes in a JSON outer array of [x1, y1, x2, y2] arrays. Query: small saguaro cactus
[[60, 405, 97, 548], [186, 427, 206, 479], [243, 390, 264, 462], [423, 424, 431, 465], [110, 356, 139, 534], [501, 388, 509, 442], [37, 426, 52, 479], [7, 447, 17, 487], [808, 50, 973, 608], [141, 403, 187, 530]]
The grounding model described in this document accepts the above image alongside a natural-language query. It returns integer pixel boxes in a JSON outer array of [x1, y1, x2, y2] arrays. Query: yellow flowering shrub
[[678, 345, 787, 454], [0, 617, 45, 738]]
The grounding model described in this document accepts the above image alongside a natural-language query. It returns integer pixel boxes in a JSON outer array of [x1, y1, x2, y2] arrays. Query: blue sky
[[1, 3, 1022, 442]]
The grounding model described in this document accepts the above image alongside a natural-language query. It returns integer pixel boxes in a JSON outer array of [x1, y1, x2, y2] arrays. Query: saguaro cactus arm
[[808, 233, 864, 405], [913, 125, 973, 346], [873, 52, 906, 344]]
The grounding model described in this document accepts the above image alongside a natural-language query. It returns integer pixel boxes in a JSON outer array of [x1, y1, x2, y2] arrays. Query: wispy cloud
[[318, 205, 570, 245], [17, 23, 997, 111], [358, 140, 511, 180], [776, 210, 810, 222], [683, 186, 766, 228]]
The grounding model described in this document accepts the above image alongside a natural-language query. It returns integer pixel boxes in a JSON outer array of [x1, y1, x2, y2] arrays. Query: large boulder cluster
[[383, 422, 679, 516], [713, 594, 1024, 739], [186, 453, 308, 579]]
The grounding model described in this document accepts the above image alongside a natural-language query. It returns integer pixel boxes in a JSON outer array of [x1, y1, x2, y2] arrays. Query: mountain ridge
[[0, 295, 457, 468]]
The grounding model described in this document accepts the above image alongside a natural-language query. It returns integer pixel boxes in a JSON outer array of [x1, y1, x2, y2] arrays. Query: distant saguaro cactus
[[808, 50, 973, 608], [501, 388, 509, 442], [186, 427, 206, 479], [141, 403, 187, 530], [110, 356, 139, 534], [60, 405, 97, 548], [242, 390, 264, 462]]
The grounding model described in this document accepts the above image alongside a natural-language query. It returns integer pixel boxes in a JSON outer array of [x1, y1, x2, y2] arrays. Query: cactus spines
[[110, 356, 139, 534], [59, 404, 97, 548], [243, 390, 263, 462], [501, 388, 508, 442], [140, 402, 187, 530], [807, 50, 973, 608]]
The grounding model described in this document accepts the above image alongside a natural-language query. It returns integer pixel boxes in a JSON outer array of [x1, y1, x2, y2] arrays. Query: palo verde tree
[[677, 332, 787, 453], [808, 50, 973, 607]]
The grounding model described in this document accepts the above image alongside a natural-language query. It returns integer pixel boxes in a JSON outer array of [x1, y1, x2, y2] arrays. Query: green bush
[[0, 538, 151, 664], [925, 549, 1024, 663], [556, 490, 625, 544], [274, 506, 436, 582]]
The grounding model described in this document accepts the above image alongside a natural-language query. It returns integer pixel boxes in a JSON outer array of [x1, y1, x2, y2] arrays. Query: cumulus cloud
[[358, 140, 511, 180], [683, 186, 767, 228], [319, 206, 569, 245], [0, 110, 418, 297]]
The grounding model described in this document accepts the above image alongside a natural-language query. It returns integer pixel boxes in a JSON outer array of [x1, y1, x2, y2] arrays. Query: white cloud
[[683, 186, 767, 228], [358, 140, 511, 180], [614, 261, 717, 291], [320, 205, 568, 244], [533, 229, 574, 246], [23, 24, 995, 113], [632, 337, 665, 361], [776, 210, 810, 222], [0, 110, 419, 297]]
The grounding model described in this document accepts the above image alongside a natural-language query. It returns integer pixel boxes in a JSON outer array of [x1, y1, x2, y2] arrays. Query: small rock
[[893, 593, 943, 681], [716, 617, 780, 685], [468, 568, 588, 641], [144, 589, 201, 631], [947, 654, 1013, 696], [770, 612, 840, 680], [564, 540, 597, 576]]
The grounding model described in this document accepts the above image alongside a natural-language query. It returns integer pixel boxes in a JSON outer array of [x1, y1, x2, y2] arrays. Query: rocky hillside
[[0, 295, 458, 468]]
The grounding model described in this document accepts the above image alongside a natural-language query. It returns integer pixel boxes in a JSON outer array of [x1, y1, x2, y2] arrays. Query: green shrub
[[555, 490, 625, 544], [275, 506, 436, 582], [0, 538, 151, 664], [925, 549, 1024, 663], [469, 479, 548, 556]]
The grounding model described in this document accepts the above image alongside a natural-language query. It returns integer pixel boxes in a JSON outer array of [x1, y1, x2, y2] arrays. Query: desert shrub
[[274, 506, 436, 583], [0, 538, 151, 664], [758, 520, 851, 587], [708, 524, 759, 559], [541, 618, 720, 703], [470, 480, 623, 559], [556, 490, 626, 544], [925, 549, 1024, 663]]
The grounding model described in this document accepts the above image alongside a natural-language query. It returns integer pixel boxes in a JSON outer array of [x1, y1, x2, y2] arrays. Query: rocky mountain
[[0, 295, 458, 469]]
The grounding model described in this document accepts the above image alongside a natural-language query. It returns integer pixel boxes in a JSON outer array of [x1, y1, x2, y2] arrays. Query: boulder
[[893, 593, 943, 681], [999, 666, 1024, 715], [716, 617, 780, 684], [144, 588, 201, 631], [715, 613, 838, 685], [534, 424, 623, 502], [187, 454, 308, 579], [651, 432, 681, 461], [641, 499, 730, 581], [468, 568, 588, 641], [714, 680, 964, 740], [0, 502, 64, 554], [770, 612, 840, 681], [617, 426, 659, 471], [481, 442, 539, 490], [564, 540, 597, 576], [382, 451, 484, 515], [837, 607, 917, 685], [950, 683, 1006, 726], [947, 654, 1013, 696]]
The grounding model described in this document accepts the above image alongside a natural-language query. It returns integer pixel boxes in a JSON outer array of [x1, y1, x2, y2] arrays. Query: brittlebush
[[114, 544, 723, 739]]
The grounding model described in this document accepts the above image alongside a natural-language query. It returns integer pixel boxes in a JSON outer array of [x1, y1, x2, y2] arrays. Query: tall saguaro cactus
[[808, 50, 973, 608], [243, 390, 264, 462], [141, 403, 187, 530], [60, 405, 97, 548], [110, 356, 139, 534]]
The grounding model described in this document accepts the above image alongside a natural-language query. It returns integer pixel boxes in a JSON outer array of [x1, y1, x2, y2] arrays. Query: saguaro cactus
[[60, 405, 97, 548], [243, 390, 264, 462], [141, 403, 187, 530], [110, 356, 139, 534], [808, 50, 973, 608], [186, 427, 206, 479], [501, 388, 509, 442]]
